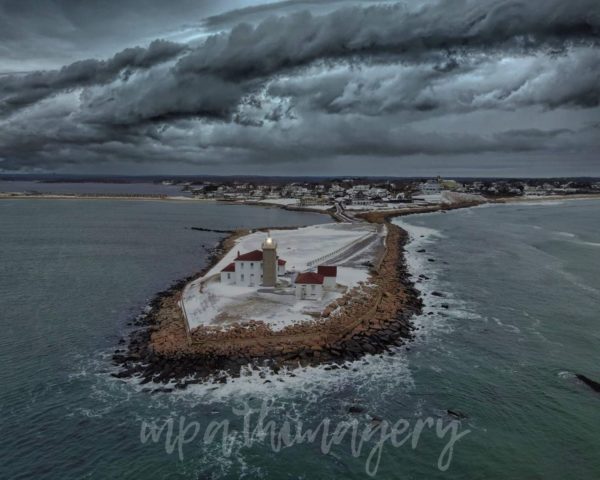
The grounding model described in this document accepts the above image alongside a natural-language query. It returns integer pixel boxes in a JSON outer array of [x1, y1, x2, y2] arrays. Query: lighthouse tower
[[261, 232, 278, 287]]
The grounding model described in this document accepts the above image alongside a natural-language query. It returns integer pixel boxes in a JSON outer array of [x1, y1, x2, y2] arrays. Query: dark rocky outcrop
[[447, 409, 468, 419], [576, 374, 600, 394]]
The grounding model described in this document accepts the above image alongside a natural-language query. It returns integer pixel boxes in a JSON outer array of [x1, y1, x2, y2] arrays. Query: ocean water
[[0, 180, 188, 196], [1, 199, 599, 479]]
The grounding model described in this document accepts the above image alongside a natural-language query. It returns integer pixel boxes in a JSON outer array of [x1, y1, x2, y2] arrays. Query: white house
[[351, 198, 374, 206], [368, 188, 389, 199], [419, 180, 441, 195]]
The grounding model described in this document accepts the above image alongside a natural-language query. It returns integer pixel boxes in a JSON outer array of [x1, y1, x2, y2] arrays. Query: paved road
[[325, 231, 382, 267], [335, 201, 359, 223]]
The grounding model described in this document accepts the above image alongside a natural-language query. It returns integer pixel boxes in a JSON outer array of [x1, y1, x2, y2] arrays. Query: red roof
[[278, 259, 287, 265], [295, 272, 324, 285], [221, 263, 235, 273], [317, 265, 337, 277], [236, 250, 263, 261]]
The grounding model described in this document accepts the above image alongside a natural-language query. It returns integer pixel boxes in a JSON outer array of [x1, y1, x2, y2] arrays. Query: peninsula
[[112, 195, 484, 388]]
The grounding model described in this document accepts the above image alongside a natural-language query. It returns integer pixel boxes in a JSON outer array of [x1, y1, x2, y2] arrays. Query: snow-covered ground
[[303, 204, 335, 211], [182, 223, 379, 331], [345, 203, 409, 211]]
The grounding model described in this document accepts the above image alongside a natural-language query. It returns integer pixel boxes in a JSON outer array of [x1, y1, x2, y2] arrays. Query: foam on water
[[167, 349, 415, 407], [555, 231, 577, 238], [515, 200, 566, 206], [393, 217, 472, 339], [579, 240, 600, 247]]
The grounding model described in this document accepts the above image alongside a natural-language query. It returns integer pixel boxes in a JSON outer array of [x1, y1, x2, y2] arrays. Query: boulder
[[348, 405, 366, 414], [576, 374, 600, 393]]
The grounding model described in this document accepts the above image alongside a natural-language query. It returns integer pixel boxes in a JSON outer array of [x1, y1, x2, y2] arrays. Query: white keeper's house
[[294, 266, 338, 300], [220, 233, 286, 287]]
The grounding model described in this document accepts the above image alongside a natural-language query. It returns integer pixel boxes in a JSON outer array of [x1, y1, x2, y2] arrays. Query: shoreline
[[0, 193, 210, 202], [0, 193, 340, 222], [4, 191, 600, 204]]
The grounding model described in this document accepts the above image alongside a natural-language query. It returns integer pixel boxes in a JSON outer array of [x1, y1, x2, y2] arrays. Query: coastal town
[[180, 177, 600, 206]]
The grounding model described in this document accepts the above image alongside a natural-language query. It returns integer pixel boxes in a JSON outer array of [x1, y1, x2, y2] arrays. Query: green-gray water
[[0, 199, 598, 479]]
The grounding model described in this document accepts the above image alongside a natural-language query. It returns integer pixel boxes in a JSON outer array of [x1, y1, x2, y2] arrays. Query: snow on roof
[[236, 249, 263, 261], [317, 265, 337, 277], [221, 263, 235, 273], [295, 272, 324, 285]]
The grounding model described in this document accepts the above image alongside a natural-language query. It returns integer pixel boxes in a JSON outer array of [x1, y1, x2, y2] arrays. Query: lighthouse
[[261, 232, 278, 287]]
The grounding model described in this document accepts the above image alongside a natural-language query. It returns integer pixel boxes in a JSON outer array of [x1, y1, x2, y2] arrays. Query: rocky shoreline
[[112, 220, 423, 390]]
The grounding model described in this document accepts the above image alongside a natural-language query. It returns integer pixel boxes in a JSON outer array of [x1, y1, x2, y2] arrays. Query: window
[[227, 273, 231, 280], [311, 285, 316, 291], [241, 274, 245, 281], [241, 263, 244, 269], [250, 262, 254, 269]]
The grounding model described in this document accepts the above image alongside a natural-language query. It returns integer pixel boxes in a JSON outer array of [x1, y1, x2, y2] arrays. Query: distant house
[[220, 234, 286, 287], [295, 265, 338, 300], [300, 196, 330, 206], [351, 198, 374, 206], [419, 180, 441, 195]]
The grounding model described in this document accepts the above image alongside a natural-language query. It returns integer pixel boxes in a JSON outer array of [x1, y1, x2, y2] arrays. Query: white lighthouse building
[[220, 233, 286, 287]]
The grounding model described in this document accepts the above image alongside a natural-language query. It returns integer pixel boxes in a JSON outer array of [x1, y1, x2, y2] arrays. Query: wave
[[554, 231, 576, 238], [392, 217, 483, 341], [579, 241, 600, 248]]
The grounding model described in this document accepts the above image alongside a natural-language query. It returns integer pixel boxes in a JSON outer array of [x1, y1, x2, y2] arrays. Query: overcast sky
[[1, 0, 599, 176]]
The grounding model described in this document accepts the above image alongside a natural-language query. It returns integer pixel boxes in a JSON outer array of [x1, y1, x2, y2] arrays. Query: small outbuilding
[[278, 258, 287, 276], [317, 265, 337, 289], [220, 263, 236, 284], [295, 272, 324, 300]]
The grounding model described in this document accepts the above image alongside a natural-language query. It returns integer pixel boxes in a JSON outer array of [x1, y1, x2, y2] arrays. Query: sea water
[[0, 199, 599, 479]]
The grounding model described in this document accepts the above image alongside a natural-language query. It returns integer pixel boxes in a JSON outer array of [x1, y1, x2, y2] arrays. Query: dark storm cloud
[[0, 40, 187, 115], [267, 48, 600, 116], [0, 0, 232, 70], [3, 108, 598, 171], [3, 0, 599, 121], [1, 0, 600, 173], [200, 0, 382, 31]]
